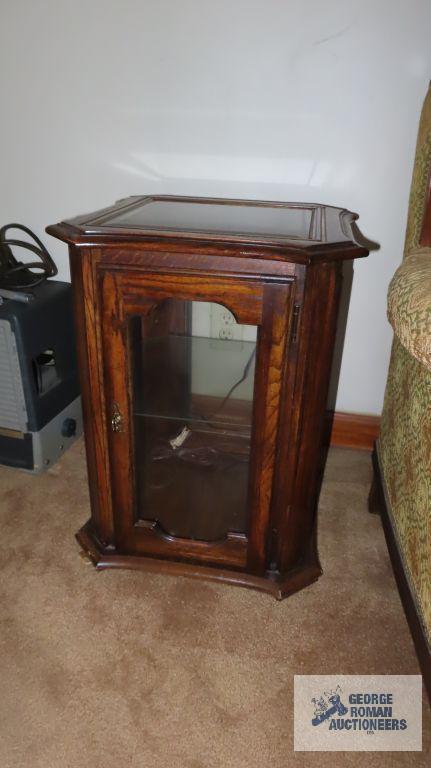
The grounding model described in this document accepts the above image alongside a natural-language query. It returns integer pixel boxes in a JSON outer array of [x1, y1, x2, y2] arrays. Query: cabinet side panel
[[272, 261, 344, 573], [246, 282, 293, 574], [69, 247, 114, 546]]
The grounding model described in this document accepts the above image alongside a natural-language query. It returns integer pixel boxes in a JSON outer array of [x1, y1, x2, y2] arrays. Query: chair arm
[[388, 249, 431, 371]]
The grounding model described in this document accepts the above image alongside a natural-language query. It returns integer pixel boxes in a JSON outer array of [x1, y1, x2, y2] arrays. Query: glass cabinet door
[[130, 299, 257, 542], [101, 270, 292, 573]]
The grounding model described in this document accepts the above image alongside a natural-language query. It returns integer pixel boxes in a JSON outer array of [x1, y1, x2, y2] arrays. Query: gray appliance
[[0, 280, 82, 472]]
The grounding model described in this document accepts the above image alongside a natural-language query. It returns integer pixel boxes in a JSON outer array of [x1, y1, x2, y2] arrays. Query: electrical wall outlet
[[210, 304, 243, 342]]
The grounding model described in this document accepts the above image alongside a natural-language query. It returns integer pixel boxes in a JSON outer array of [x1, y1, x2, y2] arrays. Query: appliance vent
[[0, 320, 27, 432]]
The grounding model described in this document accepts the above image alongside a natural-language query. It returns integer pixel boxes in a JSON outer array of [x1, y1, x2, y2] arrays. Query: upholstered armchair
[[371, 83, 431, 695]]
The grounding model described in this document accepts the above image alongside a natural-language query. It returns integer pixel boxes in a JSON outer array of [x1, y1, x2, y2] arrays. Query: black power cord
[[0, 223, 57, 290], [209, 346, 256, 419]]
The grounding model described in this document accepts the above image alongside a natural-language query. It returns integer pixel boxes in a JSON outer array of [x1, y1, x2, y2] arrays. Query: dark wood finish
[[100, 269, 282, 571], [48, 195, 371, 599], [46, 194, 372, 263], [369, 445, 431, 703], [76, 519, 321, 600], [331, 412, 381, 450], [270, 261, 344, 574], [69, 246, 114, 548]]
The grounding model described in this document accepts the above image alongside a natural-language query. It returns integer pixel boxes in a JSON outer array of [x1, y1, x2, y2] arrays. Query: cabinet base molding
[[76, 522, 323, 601], [331, 411, 380, 450]]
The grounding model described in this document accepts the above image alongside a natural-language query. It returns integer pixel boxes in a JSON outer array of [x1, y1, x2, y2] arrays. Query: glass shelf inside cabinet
[[131, 300, 257, 542]]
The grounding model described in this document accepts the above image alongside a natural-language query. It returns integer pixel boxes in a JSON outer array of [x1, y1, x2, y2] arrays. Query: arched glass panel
[[131, 299, 257, 541]]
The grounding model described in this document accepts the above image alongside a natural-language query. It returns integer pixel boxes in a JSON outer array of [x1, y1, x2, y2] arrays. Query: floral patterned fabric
[[379, 339, 431, 645], [379, 84, 431, 648], [403, 84, 431, 257], [387, 249, 431, 371]]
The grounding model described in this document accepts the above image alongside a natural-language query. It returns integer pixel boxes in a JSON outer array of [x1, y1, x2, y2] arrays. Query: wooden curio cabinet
[[47, 195, 370, 599]]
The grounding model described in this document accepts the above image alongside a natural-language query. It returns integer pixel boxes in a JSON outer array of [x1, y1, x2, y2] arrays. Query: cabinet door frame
[[99, 267, 293, 575]]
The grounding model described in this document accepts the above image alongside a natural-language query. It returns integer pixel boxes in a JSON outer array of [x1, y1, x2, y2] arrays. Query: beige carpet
[[0, 440, 429, 767]]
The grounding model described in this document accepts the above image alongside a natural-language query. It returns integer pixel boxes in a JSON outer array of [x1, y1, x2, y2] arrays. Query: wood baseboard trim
[[331, 411, 380, 450], [370, 445, 431, 703]]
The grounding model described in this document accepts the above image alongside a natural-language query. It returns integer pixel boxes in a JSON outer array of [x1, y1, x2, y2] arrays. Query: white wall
[[1, 0, 430, 414]]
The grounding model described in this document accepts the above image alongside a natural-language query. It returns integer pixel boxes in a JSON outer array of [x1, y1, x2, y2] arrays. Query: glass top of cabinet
[[81, 197, 319, 241], [50, 195, 369, 253]]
